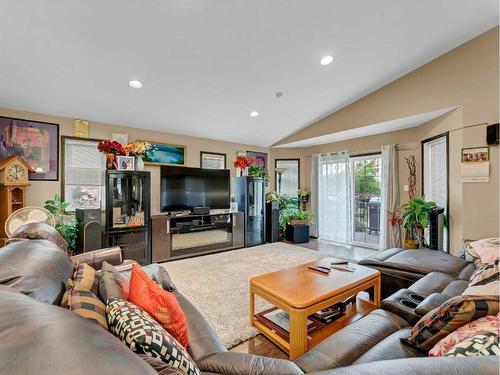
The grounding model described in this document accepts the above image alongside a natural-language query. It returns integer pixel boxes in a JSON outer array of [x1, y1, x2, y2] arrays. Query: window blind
[[275, 160, 299, 196]]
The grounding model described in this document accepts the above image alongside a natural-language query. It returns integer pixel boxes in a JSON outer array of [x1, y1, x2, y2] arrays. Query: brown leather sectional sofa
[[0, 224, 496, 374]]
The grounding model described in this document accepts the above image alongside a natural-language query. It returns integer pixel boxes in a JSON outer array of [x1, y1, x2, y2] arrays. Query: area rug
[[160, 242, 324, 348]]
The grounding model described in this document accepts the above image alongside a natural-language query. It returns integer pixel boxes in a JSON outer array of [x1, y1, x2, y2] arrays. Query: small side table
[[285, 224, 309, 243]]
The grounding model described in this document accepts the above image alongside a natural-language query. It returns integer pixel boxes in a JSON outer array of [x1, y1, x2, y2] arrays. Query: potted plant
[[44, 195, 78, 255], [400, 197, 437, 249], [97, 140, 125, 169], [297, 187, 311, 211], [248, 165, 270, 185], [288, 210, 312, 225]]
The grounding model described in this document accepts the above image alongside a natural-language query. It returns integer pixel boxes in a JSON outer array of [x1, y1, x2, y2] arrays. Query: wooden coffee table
[[249, 258, 380, 359]]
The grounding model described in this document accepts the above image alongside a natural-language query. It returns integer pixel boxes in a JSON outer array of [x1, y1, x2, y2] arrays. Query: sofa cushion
[[294, 309, 409, 373], [352, 328, 423, 364], [409, 272, 455, 295], [106, 298, 200, 375], [128, 264, 188, 347], [99, 261, 129, 303], [404, 295, 499, 352], [442, 280, 469, 296], [0, 288, 156, 375], [61, 278, 108, 329], [429, 314, 499, 356], [0, 239, 74, 304], [457, 263, 477, 280]]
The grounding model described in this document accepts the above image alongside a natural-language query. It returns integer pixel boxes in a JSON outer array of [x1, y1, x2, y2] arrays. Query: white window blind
[[275, 159, 299, 196], [423, 135, 448, 250], [63, 138, 106, 211]]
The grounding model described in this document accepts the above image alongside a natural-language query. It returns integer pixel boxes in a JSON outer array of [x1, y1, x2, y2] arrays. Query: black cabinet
[[105, 171, 151, 265], [231, 176, 265, 247]]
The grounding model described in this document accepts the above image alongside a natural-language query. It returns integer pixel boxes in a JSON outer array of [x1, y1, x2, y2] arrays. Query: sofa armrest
[[197, 352, 303, 375], [415, 293, 451, 316], [71, 246, 123, 270], [307, 356, 499, 375]]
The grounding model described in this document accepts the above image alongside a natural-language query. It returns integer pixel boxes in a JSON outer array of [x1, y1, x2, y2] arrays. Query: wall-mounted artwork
[[141, 141, 186, 166], [0, 117, 59, 180], [247, 151, 268, 169], [200, 151, 226, 169]]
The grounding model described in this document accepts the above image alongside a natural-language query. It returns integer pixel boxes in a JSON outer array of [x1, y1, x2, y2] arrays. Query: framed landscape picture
[[141, 141, 186, 166], [0, 116, 59, 180]]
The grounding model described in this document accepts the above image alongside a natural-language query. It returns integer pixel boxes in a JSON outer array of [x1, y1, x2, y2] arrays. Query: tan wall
[[0, 107, 271, 215], [282, 27, 499, 253]]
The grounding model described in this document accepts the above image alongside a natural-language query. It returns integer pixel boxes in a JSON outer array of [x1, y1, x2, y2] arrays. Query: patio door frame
[[349, 152, 382, 250]]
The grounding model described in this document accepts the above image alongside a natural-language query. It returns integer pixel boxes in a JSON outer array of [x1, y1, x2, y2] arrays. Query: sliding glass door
[[350, 154, 382, 248]]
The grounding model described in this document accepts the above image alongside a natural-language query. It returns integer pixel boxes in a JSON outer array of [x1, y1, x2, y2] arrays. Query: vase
[[242, 168, 248, 176], [136, 157, 145, 171], [106, 153, 115, 170]]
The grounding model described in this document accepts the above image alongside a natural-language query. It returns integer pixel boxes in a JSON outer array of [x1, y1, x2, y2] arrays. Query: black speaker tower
[[76, 208, 102, 253], [428, 206, 445, 251], [265, 201, 280, 243]]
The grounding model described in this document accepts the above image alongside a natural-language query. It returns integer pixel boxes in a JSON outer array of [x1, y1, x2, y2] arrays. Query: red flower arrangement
[[233, 155, 255, 170], [97, 140, 125, 155]]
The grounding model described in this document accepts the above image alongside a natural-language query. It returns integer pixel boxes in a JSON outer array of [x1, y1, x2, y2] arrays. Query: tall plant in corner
[[44, 195, 78, 254]]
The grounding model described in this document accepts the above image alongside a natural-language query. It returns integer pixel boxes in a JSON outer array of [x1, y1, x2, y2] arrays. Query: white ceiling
[[0, 1, 497, 147], [275, 107, 457, 148]]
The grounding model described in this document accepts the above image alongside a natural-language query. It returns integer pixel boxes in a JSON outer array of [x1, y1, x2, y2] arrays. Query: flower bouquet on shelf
[[123, 141, 155, 170], [97, 140, 125, 169], [233, 155, 255, 176]]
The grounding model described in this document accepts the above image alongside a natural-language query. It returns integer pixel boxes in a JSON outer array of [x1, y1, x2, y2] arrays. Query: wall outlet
[[403, 184, 409, 192]]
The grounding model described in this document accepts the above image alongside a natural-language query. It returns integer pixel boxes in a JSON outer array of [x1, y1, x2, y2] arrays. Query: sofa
[[0, 224, 496, 375]]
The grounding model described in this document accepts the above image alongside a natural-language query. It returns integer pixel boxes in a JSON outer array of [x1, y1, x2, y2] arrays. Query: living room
[[0, 1, 498, 374]]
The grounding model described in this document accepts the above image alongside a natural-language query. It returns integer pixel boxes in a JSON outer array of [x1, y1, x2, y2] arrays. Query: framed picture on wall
[[461, 146, 489, 162], [140, 141, 186, 166], [247, 151, 268, 169], [200, 151, 226, 169], [0, 116, 59, 180]]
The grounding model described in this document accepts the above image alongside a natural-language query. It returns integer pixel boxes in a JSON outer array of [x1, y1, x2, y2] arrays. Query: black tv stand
[[151, 210, 244, 262]]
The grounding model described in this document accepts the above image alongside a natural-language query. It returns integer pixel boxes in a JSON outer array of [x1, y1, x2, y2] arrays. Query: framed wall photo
[[247, 151, 268, 169], [141, 141, 186, 166], [200, 151, 226, 169], [0, 116, 59, 180], [116, 156, 135, 170], [461, 146, 489, 162]]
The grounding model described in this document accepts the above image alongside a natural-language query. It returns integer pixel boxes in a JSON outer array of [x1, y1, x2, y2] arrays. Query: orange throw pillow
[[128, 264, 188, 347]]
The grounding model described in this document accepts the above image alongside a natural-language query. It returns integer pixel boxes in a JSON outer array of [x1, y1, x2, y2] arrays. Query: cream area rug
[[160, 242, 324, 348]]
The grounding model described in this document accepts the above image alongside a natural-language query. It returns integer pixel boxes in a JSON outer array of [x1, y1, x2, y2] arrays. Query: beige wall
[[0, 107, 271, 215], [279, 27, 499, 254]]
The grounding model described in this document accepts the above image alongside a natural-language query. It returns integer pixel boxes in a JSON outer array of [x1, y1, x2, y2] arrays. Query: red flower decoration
[[233, 155, 255, 170], [97, 140, 125, 155]]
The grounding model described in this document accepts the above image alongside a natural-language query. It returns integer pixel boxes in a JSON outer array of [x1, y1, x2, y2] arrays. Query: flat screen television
[[160, 166, 230, 212]]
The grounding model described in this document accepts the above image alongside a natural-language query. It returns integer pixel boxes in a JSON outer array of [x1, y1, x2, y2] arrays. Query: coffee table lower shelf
[[253, 299, 377, 356]]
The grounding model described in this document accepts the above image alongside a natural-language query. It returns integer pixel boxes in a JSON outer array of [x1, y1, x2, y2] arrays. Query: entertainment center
[[151, 165, 263, 262]]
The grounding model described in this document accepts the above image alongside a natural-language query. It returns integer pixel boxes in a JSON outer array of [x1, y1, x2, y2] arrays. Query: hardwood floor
[[229, 239, 378, 359]]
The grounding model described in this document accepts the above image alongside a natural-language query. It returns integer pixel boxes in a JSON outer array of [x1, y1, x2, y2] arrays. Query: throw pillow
[[468, 260, 499, 286], [106, 298, 200, 375], [121, 263, 177, 292], [61, 279, 108, 329], [403, 295, 499, 353], [128, 264, 188, 347], [469, 238, 500, 264], [444, 332, 499, 357], [98, 261, 130, 304], [73, 263, 100, 295], [429, 314, 500, 356]]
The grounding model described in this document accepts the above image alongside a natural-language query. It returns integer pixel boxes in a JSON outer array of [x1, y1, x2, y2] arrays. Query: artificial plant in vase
[[97, 140, 125, 169], [233, 155, 255, 176], [44, 194, 78, 255], [400, 197, 438, 249]]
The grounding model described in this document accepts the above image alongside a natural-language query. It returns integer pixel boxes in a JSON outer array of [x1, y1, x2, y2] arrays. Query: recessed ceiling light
[[249, 111, 259, 117], [320, 55, 333, 66], [129, 80, 143, 88]]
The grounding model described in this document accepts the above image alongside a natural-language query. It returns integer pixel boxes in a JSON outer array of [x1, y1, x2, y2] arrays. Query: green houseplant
[[288, 210, 312, 225], [44, 194, 78, 254], [248, 165, 270, 185], [400, 197, 438, 248]]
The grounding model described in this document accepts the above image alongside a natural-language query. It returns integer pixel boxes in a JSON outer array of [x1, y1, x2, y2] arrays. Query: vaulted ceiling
[[0, 1, 497, 146]]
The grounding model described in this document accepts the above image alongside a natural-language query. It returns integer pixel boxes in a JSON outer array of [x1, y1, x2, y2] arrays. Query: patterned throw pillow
[[469, 238, 500, 264], [73, 263, 100, 295], [106, 298, 200, 375], [444, 332, 499, 357], [61, 279, 108, 329], [127, 264, 188, 347], [403, 295, 499, 352], [429, 314, 500, 356]]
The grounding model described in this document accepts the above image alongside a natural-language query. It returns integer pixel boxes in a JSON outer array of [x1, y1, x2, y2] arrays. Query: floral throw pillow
[[403, 295, 499, 353], [429, 314, 499, 356]]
